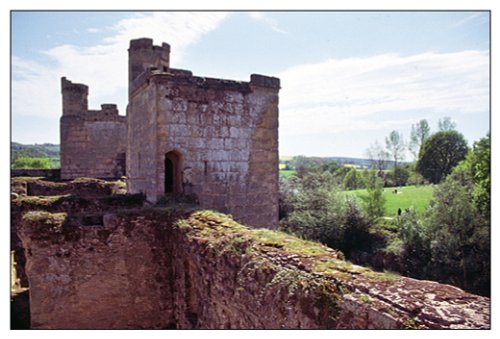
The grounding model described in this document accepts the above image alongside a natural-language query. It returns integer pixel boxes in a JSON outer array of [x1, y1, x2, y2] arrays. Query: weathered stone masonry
[[17, 207, 490, 329], [126, 38, 280, 229], [60, 78, 127, 180], [61, 38, 280, 229]]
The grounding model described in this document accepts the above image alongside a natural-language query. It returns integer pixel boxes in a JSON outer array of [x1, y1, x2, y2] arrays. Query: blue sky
[[10, 11, 490, 158]]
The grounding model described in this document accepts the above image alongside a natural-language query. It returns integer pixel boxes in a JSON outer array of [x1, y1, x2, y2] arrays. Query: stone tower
[[60, 37, 280, 229], [126, 38, 280, 229], [60, 77, 127, 179]]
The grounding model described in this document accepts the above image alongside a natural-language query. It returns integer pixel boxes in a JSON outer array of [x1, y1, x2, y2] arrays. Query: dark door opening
[[165, 157, 174, 193], [164, 151, 182, 194]]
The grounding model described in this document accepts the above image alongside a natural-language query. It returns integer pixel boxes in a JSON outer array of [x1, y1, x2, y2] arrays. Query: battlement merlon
[[128, 38, 171, 85], [100, 104, 119, 115], [250, 74, 281, 90], [61, 77, 89, 116]]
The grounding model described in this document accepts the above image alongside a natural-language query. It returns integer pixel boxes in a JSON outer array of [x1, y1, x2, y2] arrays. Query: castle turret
[[61, 77, 88, 116], [128, 38, 170, 86]]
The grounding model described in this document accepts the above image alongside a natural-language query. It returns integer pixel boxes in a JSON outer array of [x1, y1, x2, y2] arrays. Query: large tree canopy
[[416, 131, 468, 183]]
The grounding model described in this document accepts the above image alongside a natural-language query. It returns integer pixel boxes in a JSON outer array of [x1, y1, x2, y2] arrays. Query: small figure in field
[[397, 208, 402, 216]]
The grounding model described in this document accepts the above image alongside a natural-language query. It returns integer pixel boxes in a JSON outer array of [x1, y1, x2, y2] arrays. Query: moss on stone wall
[[15, 204, 491, 329]]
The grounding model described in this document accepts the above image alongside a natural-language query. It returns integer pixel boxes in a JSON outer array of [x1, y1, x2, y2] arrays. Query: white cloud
[[248, 12, 287, 34], [12, 12, 229, 119], [278, 50, 489, 137]]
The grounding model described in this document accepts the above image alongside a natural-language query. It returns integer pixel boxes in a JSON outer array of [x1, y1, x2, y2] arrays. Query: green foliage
[[342, 168, 360, 190], [416, 130, 469, 183], [392, 166, 410, 186], [11, 142, 59, 163], [455, 133, 490, 219], [12, 157, 51, 169], [280, 171, 375, 256], [406, 170, 426, 186], [359, 171, 386, 219], [398, 161, 490, 296]]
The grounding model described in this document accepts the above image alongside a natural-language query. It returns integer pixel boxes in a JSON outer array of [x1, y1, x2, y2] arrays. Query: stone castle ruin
[[61, 38, 280, 229], [12, 37, 490, 330]]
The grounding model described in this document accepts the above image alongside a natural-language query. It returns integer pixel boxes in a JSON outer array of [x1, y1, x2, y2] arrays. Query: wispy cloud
[[278, 50, 489, 137], [450, 13, 483, 28], [12, 12, 229, 119], [248, 12, 287, 34]]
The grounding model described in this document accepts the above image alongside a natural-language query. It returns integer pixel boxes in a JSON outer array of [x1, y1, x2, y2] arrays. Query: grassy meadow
[[347, 185, 435, 217]]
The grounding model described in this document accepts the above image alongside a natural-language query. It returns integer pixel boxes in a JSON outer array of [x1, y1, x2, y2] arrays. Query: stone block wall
[[18, 209, 490, 329], [11, 177, 143, 293], [127, 40, 280, 228], [60, 78, 127, 180]]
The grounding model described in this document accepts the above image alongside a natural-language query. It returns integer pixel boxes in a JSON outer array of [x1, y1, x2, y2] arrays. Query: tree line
[[11, 142, 60, 169], [366, 117, 469, 185]]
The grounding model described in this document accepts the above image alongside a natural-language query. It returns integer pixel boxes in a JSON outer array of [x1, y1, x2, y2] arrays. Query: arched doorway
[[165, 151, 182, 194]]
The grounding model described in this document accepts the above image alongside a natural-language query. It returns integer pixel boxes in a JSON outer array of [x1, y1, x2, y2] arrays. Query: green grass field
[[279, 170, 296, 178], [347, 185, 435, 217]]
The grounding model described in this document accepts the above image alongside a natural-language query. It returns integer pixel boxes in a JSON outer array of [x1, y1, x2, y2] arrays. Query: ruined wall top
[[61, 77, 122, 121]]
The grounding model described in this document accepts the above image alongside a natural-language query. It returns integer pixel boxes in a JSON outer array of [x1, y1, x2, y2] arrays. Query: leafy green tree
[[425, 169, 489, 294], [409, 119, 431, 159], [455, 133, 490, 219], [385, 130, 406, 168], [416, 131, 468, 183], [343, 168, 360, 190], [399, 164, 490, 296], [322, 160, 341, 174], [392, 166, 410, 186], [359, 171, 386, 219]]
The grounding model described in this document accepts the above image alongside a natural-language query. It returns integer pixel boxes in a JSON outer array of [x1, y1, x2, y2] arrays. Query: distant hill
[[280, 155, 400, 170], [11, 142, 60, 163]]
